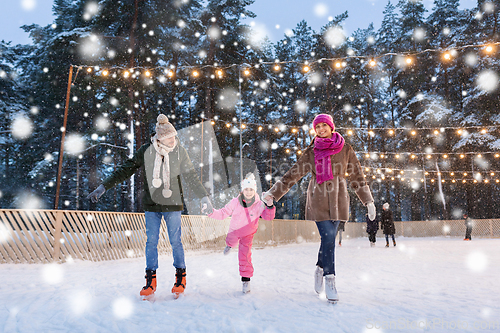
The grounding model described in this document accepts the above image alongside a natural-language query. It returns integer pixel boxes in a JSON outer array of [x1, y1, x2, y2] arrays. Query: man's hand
[[367, 202, 376, 221], [87, 185, 106, 203], [201, 196, 214, 215]]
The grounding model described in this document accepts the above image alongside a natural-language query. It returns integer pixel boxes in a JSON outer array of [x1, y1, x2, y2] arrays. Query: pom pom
[[157, 114, 169, 124], [163, 189, 172, 198], [244, 172, 255, 181], [152, 178, 162, 188]]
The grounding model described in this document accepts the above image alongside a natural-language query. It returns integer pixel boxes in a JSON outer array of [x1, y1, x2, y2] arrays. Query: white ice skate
[[223, 246, 231, 255], [324, 274, 339, 303], [314, 266, 324, 294], [242, 281, 251, 294]]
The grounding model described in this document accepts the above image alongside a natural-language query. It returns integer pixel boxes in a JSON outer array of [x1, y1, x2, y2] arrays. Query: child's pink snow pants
[[225, 223, 257, 278]]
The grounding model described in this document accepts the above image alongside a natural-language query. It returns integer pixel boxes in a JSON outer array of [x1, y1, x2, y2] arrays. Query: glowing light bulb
[[273, 64, 281, 71], [369, 59, 377, 67], [406, 57, 412, 64], [302, 65, 310, 73], [443, 52, 452, 60], [102, 70, 109, 76], [243, 69, 251, 76], [87, 67, 92, 73], [192, 70, 199, 77]]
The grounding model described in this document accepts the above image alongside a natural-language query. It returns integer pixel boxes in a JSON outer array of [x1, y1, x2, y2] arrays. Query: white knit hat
[[155, 114, 177, 140], [241, 173, 257, 192], [383, 203, 390, 210]]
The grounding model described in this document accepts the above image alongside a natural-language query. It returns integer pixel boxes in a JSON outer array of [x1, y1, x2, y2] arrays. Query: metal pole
[[238, 66, 243, 182], [54, 65, 74, 210]]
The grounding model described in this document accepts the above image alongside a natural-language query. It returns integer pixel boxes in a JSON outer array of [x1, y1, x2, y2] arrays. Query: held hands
[[201, 196, 214, 215], [367, 202, 376, 221], [87, 184, 106, 203], [262, 191, 274, 207]]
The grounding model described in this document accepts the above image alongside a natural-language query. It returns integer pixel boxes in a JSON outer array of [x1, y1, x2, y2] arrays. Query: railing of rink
[[0, 209, 498, 264]]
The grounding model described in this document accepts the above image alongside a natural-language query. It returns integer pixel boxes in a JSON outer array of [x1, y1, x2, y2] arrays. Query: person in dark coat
[[464, 213, 473, 241], [87, 114, 213, 299], [337, 221, 345, 246], [366, 214, 379, 247], [380, 202, 396, 247]]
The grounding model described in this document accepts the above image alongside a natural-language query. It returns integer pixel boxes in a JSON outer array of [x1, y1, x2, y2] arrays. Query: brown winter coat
[[269, 139, 374, 222]]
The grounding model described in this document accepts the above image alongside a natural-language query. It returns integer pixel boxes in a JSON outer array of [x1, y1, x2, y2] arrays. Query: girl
[[208, 173, 275, 293], [263, 113, 375, 303]]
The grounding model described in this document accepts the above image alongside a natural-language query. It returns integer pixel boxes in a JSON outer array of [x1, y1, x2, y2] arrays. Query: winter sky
[[1, 0, 478, 46]]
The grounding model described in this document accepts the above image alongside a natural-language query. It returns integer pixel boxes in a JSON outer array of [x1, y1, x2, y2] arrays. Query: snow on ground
[[1, 237, 499, 333]]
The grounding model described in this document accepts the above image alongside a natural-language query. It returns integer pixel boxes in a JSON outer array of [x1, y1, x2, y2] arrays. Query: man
[[88, 114, 213, 299]]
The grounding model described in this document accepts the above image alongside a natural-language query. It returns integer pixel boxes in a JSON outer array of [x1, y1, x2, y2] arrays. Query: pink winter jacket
[[208, 194, 276, 236]]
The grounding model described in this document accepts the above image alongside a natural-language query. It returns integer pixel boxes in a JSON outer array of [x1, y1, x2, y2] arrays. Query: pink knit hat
[[313, 114, 335, 132]]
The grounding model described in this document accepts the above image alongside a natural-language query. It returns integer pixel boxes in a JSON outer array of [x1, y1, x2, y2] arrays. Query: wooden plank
[[0, 211, 22, 263], [20, 210, 52, 262], [33, 210, 57, 260], [52, 211, 64, 262], [94, 212, 119, 260], [63, 211, 90, 261], [77, 211, 101, 260], [8, 210, 42, 262], [20, 210, 52, 263], [105, 213, 128, 259], [57, 211, 85, 261]]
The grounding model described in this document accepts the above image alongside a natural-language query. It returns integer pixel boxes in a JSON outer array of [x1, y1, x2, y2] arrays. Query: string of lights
[[70, 41, 499, 78]]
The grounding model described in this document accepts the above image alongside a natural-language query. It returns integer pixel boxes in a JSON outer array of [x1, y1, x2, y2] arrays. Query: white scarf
[[151, 135, 177, 198]]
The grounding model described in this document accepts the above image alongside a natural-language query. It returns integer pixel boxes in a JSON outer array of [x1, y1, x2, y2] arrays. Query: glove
[[262, 191, 274, 207], [367, 202, 376, 221], [87, 184, 106, 203], [201, 196, 214, 215]]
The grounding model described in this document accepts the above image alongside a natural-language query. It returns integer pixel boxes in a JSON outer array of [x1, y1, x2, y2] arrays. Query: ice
[[42, 263, 64, 285], [1, 238, 498, 331], [465, 251, 488, 273], [112, 297, 134, 319]]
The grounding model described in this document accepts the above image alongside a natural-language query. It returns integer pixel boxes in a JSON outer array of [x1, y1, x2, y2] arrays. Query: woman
[[380, 203, 396, 247], [263, 113, 375, 303]]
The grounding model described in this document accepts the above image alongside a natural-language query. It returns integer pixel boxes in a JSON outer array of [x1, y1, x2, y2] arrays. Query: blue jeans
[[144, 211, 185, 271], [315, 220, 340, 276]]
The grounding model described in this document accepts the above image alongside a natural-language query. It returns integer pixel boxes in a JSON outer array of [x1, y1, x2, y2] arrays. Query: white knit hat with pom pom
[[241, 173, 257, 192], [155, 114, 177, 140]]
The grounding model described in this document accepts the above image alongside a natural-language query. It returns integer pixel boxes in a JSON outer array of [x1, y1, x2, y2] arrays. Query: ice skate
[[324, 274, 339, 303], [242, 281, 251, 294], [385, 241, 389, 248], [393, 240, 396, 247], [140, 269, 156, 300], [370, 242, 375, 247], [172, 268, 186, 299], [314, 266, 324, 294], [223, 246, 232, 255]]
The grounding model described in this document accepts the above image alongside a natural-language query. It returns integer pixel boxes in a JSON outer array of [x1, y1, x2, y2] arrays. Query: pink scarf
[[314, 133, 345, 184]]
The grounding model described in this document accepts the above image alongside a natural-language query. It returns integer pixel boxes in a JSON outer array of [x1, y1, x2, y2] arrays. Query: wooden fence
[[1, 209, 499, 264]]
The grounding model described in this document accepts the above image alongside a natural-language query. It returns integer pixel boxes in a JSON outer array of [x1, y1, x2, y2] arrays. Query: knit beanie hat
[[383, 203, 390, 210], [241, 173, 257, 192], [156, 114, 177, 140], [313, 114, 335, 132]]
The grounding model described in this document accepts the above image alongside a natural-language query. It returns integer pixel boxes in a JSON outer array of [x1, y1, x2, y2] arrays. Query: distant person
[[87, 114, 213, 300], [366, 214, 379, 247], [207, 173, 275, 294], [380, 203, 396, 247], [463, 213, 473, 241], [337, 221, 345, 246]]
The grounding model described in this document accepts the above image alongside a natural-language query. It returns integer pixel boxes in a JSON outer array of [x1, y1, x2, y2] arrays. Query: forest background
[[1, 0, 499, 222]]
